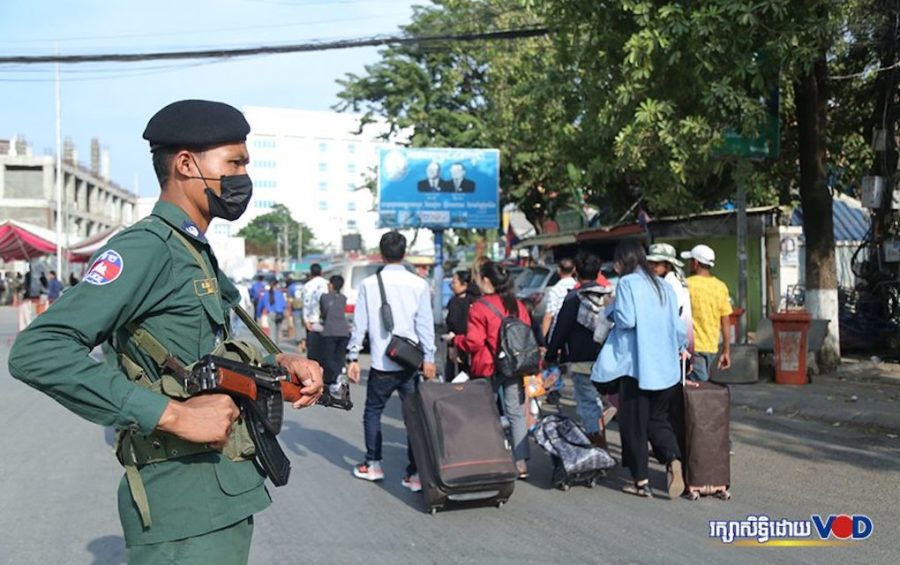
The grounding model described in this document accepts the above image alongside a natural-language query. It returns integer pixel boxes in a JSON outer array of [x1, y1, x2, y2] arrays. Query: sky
[[0, 0, 420, 196]]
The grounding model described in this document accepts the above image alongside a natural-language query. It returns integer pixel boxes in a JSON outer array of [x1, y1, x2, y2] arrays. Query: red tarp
[[68, 226, 123, 263], [0, 220, 59, 261]]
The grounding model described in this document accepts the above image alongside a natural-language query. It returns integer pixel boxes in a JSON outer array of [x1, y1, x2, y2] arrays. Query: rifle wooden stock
[[217, 368, 259, 400]]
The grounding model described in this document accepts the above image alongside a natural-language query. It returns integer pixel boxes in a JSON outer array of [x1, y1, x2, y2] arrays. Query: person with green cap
[[646, 242, 693, 353], [8, 99, 324, 564]]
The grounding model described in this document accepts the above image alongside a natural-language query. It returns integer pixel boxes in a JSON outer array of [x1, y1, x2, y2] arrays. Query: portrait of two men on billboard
[[416, 161, 475, 193]]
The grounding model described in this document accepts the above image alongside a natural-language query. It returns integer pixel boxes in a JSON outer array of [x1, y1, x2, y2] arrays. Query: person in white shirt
[[346, 231, 436, 492], [541, 257, 577, 339]]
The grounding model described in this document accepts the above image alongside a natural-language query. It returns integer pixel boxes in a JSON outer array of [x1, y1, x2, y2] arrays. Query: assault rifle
[[184, 354, 352, 486]]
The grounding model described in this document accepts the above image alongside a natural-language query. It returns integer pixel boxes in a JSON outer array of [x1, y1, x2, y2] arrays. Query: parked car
[[514, 266, 560, 321], [323, 260, 416, 323]]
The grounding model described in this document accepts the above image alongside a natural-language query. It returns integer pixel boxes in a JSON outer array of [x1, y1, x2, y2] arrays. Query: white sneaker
[[402, 473, 422, 492], [353, 461, 384, 481]]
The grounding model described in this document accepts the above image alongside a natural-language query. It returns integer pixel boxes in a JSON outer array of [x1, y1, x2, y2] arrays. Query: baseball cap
[[646, 243, 683, 268], [680, 244, 716, 267]]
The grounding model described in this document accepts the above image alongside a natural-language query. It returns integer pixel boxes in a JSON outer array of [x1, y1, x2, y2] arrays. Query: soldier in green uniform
[[8, 99, 323, 564]]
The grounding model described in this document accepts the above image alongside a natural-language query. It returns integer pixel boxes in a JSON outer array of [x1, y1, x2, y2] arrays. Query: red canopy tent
[[0, 220, 59, 261], [68, 225, 124, 263]]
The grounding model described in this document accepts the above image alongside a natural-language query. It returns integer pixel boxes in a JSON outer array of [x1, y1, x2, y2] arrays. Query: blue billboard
[[377, 147, 500, 229]]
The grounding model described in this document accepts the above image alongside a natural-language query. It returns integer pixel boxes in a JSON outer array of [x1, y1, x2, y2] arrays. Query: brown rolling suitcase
[[403, 379, 517, 514], [682, 361, 731, 500]]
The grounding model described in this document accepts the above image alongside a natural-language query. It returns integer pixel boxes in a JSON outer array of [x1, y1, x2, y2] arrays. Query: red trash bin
[[727, 307, 745, 343], [769, 310, 812, 385]]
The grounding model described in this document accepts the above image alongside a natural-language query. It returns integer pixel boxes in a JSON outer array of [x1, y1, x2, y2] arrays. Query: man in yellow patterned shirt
[[681, 244, 732, 381]]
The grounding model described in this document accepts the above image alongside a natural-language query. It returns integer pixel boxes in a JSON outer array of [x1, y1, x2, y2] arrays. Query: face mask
[[189, 156, 253, 221]]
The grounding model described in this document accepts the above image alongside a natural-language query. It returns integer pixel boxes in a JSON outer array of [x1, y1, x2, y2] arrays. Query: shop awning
[[576, 223, 646, 242], [514, 231, 578, 249], [0, 220, 59, 261], [68, 226, 124, 263]]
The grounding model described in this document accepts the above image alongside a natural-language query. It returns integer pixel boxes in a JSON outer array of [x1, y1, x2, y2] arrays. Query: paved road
[[0, 307, 897, 564]]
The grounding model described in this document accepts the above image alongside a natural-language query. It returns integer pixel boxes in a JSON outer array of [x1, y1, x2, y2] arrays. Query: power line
[[0, 28, 550, 65], [830, 60, 900, 80]]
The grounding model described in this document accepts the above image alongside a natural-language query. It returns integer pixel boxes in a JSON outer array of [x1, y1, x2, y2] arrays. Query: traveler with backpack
[[545, 251, 616, 448], [592, 241, 687, 499], [453, 260, 539, 479]]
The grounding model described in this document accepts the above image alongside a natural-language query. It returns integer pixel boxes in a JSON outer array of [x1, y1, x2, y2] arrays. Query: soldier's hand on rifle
[[156, 394, 240, 449], [276, 353, 324, 409]]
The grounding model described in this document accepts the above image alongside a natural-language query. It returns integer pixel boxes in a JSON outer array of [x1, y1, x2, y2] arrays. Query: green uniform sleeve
[[8, 229, 174, 434]]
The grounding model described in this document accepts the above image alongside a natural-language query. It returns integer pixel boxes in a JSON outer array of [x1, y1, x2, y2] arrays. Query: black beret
[[142, 99, 250, 150]]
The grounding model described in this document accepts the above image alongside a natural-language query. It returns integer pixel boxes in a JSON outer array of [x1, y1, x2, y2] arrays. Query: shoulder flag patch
[[84, 250, 124, 286]]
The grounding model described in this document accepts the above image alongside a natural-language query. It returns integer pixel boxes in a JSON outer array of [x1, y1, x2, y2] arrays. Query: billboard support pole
[[432, 228, 444, 328]]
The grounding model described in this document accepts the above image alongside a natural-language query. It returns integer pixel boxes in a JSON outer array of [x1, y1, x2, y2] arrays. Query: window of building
[[214, 224, 231, 236], [347, 182, 356, 192], [318, 201, 328, 210], [319, 142, 328, 152], [347, 202, 356, 211], [346, 219, 358, 230], [318, 162, 327, 172], [347, 144, 356, 154], [253, 138, 276, 149], [255, 200, 274, 209], [347, 163, 356, 174], [319, 181, 328, 192]]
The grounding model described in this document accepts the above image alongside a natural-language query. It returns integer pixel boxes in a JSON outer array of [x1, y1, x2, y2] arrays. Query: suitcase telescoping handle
[[681, 351, 699, 388]]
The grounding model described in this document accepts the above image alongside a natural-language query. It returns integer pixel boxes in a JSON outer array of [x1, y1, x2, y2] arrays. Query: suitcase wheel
[[688, 491, 700, 501], [717, 490, 732, 501], [430, 507, 438, 516], [496, 501, 505, 509], [560, 483, 570, 492]]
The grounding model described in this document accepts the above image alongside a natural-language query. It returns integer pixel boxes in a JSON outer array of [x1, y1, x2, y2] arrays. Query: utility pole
[[54, 45, 63, 278]]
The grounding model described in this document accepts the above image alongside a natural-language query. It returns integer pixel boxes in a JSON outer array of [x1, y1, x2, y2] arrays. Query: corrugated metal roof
[[791, 195, 870, 243]]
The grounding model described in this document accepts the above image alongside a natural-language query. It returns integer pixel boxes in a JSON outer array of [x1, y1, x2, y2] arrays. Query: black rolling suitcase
[[682, 361, 732, 500], [403, 378, 518, 514]]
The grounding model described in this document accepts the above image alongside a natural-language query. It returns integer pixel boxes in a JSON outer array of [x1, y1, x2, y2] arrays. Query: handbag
[[376, 270, 424, 370]]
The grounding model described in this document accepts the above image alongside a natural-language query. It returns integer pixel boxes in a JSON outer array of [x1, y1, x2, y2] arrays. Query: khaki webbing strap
[[168, 227, 214, 280], [233, 305, 282, 356], [125, 323, 170, 368], [122, 433, 153, 528]]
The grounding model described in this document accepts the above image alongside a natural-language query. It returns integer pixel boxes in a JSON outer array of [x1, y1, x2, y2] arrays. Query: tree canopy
[[237, 204, 319, 258]]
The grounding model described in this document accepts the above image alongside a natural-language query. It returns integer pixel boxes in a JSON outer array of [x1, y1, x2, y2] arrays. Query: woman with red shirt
[[450, 260, 531, 479]]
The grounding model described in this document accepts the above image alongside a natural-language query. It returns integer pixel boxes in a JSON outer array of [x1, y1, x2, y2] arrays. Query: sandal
[[622, 481, 653, 498], [667, 460, 685, 500]]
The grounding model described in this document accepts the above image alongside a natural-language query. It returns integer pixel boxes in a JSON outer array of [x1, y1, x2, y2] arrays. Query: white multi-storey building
[[210, 106, 395, 255]]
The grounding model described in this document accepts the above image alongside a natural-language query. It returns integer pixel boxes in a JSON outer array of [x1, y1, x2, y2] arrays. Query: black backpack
[[480, 299, 541, 384]]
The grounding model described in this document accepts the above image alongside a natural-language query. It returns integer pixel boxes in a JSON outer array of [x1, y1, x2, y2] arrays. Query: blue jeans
[[498, 380, 530, 462], [363, 367, 417, 475], [690, 352, 717, 382], [571, 371, 602, 435]]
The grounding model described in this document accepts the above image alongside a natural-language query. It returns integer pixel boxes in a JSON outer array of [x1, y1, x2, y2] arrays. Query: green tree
[[237, 204, 318, 257]]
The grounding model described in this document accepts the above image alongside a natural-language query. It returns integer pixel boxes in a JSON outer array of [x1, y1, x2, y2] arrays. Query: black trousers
[[306, 331, 324, 365], [616, 377, 682, 482], [321, 335, 349, 385]]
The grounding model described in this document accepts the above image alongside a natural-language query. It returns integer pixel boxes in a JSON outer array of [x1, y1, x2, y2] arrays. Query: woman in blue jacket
[[258, 282, 287, 346], [592, 241, 687, 499]]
